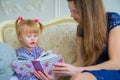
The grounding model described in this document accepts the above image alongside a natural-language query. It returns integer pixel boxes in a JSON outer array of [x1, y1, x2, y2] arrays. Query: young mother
[[34, 0, 120, 80]]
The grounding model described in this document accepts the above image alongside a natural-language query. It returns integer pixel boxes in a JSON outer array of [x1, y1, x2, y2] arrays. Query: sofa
[[0, 17, 77, 79]]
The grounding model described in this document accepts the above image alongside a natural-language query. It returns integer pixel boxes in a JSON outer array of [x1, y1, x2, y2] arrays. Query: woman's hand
[[34, 71, 55, 80], [52, 63, 82, 76]]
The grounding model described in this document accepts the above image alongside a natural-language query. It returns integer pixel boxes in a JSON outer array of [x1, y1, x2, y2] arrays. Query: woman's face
[[68, 1, 80, 23]]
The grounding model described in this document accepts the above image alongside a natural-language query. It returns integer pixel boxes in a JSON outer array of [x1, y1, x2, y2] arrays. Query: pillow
[[0, 42, 17, 80]]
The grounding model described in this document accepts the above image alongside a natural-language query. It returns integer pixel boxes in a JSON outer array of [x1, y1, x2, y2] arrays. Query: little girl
[[14, 16, 45, 80], [15, 16, 44, 60]]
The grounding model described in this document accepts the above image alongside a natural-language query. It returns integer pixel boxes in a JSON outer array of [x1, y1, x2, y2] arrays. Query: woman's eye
[[74, 11, 79, 14]]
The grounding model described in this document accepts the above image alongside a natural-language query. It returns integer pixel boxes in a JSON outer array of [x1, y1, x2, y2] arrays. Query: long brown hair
[[68, 0, 107, 66]]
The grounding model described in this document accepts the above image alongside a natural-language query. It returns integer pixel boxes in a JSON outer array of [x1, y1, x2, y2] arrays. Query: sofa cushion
[[39, 23, 77, 63]]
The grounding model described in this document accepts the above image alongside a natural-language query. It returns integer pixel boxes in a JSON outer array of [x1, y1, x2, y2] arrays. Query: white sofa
[[0, 17, 77, 80]]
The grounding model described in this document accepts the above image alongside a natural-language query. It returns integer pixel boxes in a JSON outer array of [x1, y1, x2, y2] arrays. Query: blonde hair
[[15, 18, 44, 41], [73, 0, 107, 66]]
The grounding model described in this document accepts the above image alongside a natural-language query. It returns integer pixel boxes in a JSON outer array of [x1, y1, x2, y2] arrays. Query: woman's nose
[[70, 13, 74, 18], [70, 12, 75, 19]]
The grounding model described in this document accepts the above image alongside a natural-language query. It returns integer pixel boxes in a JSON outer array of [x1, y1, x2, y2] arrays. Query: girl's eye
[[34, 35, 38, 37], [27, 35, 31, 37]]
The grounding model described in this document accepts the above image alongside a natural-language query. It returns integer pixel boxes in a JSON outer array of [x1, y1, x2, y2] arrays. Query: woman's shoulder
[[107, 12, 120, 17], [107, 12, 120, 32]]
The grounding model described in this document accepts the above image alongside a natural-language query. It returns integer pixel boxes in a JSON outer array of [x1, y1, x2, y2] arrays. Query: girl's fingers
[[44, 71, 54, 79], [34, 71, 43, 79], [38, 71, 49, 80], [44, 71, 50, 78], [34, 71, 48, 80]]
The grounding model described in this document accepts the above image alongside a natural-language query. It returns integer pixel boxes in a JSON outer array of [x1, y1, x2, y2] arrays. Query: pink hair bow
[[34, 18, 39, 23], [18, 16, 23, 21]]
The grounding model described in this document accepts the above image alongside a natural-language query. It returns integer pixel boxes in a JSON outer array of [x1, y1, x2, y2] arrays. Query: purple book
[[31, 60, 44, 73]]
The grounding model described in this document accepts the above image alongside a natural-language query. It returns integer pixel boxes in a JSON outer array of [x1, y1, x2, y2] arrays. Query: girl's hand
[[52, 63, 82, 76], [34, 71, 55, 80]]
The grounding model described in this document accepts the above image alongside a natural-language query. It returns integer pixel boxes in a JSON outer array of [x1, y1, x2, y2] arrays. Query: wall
[[0, 0, 120, 23], [103, 0, 120, 14], [0, 0, 70, 22]]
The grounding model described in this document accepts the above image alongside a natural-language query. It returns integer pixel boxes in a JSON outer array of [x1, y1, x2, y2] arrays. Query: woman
[[34, 0, 120, 80]]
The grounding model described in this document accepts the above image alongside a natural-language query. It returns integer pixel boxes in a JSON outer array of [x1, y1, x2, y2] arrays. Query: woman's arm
[[73, 36, 84, 66], [53, 26, 120, 76]]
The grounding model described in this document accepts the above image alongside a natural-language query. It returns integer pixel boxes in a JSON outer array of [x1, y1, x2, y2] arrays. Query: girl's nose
[[31, 37, 35, 40]]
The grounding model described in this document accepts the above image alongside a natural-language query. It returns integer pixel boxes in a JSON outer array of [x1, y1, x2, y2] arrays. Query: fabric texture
[[82, 69, 120, 80], [0, 42, 17, 80], [16, 46, 44, 60]]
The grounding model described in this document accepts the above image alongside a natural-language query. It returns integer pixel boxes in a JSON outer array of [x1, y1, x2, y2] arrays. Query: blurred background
[[0, 0, 120, 23]]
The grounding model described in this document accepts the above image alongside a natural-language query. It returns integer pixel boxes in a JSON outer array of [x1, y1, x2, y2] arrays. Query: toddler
[[14, 16, 45, 80]]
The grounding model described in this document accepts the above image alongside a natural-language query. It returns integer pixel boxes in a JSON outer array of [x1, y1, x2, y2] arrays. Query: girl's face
[[68, 1, 80, 23], [19, 32, 39, 50]]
